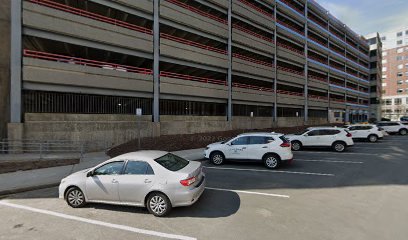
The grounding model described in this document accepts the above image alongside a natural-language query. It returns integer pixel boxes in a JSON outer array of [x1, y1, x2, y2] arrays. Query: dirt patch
[[0, 159, 80, 174], [108, 124, 340, 157]]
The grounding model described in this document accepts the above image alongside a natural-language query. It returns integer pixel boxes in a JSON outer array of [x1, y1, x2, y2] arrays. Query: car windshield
[[154, 153, 189, 171], [295, 129, 309, 135]]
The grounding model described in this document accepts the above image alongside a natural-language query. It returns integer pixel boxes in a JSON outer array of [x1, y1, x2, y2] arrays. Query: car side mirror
[[227, 143, 232, 146], [86, 170, 94, 177]]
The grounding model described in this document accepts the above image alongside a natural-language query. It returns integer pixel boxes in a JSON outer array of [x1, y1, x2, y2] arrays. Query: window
[[397, 40, 403, 45], [155, 153, 189, 171], [406, 30, 408, 35], [249, 136, 273, 145], [398, 48, 404, 53], [397, 89, 404, 93], [398, 64, 404, 70], [94, 161, 124, 175], [382, 59, 387, 64], [398, 72, 403, 77], [124, 161, 154, 175], [405, 72, 408, 77], [395, 98, 402, 105], [382, 67, 387, 72], [320, 129, 341, 135], [398, 80, 403, 84], [397, 56, 403, 61], [382, 52, 387, 56], [397, 32, 403, 37], [307, 130, 320, 136], [384, 99, 392, 105], [382, 83, 387, 87], [382, 75, 387, 79], [381, 36, 386, 41], [231, 136, 250, 145]]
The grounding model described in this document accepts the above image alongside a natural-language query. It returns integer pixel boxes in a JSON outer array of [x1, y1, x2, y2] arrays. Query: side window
[[249, 136, 270, 144], [124, 161, 154, 175], [348, 126, 357, 131], [307, 130, 320, 136], [231, 137, 249, 145], [391, 123, 400, 126], [94, 161, 124, 176]]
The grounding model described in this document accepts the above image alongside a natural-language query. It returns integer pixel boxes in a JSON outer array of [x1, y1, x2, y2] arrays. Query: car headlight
[[205, 147, 210, 150], [60, 178, 66, 184]]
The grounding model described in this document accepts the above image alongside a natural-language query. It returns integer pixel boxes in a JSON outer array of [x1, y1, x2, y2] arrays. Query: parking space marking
[[295, 152, 380, 156], [206, 187, 290, 198], [204, 166, 334, 177], [0, 201, 196, 240], [295, 159, 364, 164]]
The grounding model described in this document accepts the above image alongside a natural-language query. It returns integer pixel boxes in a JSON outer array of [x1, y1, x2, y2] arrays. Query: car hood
[[207, 141, 224, 147], [65, 168, 90, 179]]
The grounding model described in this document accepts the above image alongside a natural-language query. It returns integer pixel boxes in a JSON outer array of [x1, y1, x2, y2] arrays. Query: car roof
[[238, 132, 283, 137], [111, 150, 169, 162], [348, 124, 375, 126], [306, 127, 343, 130]]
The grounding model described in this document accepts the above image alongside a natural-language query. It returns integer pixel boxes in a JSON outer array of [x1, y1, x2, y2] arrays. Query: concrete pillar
[[227, 0, 232, 122], [10, 0, 22, 123], [273, 3, 278, 122], [7, 123, 23, 153], [153, 0, 160, 123]]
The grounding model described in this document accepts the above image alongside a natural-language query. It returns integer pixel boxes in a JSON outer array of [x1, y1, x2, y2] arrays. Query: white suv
[[346, 124, 384, 142], [285, 127, 354, 152], [377, 122, 408, 135], [204, 133, 293, 169]]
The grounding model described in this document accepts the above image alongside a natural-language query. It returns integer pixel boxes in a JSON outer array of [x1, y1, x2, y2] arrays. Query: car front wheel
[[291, 141, 302, 151], [210, 152, 225, 165], [332, 142, 346, 152], [399, 129, 408, 135], [66, 187, 86, 208], [147, 193, 172, 217], [368, 134, 378, 143], [263, 154, 281, 169]]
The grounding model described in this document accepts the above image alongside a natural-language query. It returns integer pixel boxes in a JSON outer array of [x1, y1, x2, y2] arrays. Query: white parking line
[[204, 166, 334, 177], [296, 151, 378, 156], [206, 187, 290, 198], [295, 159, 364, 164], [0, 201, 196, 240]]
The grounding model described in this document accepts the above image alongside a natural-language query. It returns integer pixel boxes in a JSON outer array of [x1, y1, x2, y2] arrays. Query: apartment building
[[381, 27, 408, 120], [365, 32, 382, 120], [1, 0, 371, 146]]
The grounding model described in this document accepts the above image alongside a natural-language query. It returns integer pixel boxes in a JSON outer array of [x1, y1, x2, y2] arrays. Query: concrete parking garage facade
[[1, 0, 371, 146]]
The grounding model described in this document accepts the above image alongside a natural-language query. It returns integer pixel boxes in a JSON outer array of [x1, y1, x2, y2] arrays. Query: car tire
[[367, 134, 378, 143], [399, 129, 408, 135], [146, 192, 172, 217], [332, 141, 346, 152], [210, 151, 225, 165], [65, 187, 86, 208], [291, 141, 302, 151], [263, 154, 281, 169]]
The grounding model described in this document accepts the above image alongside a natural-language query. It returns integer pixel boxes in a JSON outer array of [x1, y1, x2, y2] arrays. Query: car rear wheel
[[210, 152, 225, 165], [368, 134, 378, 143], [263, 154, 281, 169], [147, 193, 172, 217], [332, 142, 346, 152], [66, 187, 86, 208], [291, 141, 302, 151], [399, 129, 408, 135]]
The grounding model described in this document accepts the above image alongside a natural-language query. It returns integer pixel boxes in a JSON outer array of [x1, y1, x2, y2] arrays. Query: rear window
[[279, 136, 290, 143], [155, 153, 189, 171]]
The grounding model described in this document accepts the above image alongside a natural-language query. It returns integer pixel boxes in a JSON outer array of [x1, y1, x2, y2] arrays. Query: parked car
[[400, 116, 408, 122], [285, 127, 354, 152], [346, 124, 384, 142], [59, 151, 205, 217], [377, 121, 408, 135], [204, 132, 293, 169]]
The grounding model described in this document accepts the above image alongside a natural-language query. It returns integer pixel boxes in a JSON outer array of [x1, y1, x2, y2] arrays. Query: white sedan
[[59, 151, 205, 217]]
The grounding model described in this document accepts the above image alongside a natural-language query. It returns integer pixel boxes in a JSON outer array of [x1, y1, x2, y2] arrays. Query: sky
[[316, 0, 408, 36]]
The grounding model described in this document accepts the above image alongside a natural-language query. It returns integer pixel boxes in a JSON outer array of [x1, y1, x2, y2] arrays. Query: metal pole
[[304, 1, 309, 124]]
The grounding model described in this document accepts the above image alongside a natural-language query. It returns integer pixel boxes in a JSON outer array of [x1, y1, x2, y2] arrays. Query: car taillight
[[280, 142, 291, 148], [180, 176, 196, 186], [346, 133, 352, 137]]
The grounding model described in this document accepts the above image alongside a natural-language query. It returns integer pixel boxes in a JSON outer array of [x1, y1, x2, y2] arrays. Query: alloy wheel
[[67, 189, 84, 207], [334, 143, 345, 152], [149, 196, 167, 215]]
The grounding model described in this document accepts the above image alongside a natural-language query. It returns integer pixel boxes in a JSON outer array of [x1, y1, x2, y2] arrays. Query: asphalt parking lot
[[1, 135, 408, 240]]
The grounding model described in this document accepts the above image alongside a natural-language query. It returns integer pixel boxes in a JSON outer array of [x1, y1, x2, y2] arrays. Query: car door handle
[[262, 146, 268, 148], [111, 179, 119, 184], [242, 147, 247, 150], [144, 179, 152, 184]]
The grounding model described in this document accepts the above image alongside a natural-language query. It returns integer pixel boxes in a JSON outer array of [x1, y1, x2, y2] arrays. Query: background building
[[380, 26, 408, 120], [365, 32, 383, 121], [1, 0, 370, 147]]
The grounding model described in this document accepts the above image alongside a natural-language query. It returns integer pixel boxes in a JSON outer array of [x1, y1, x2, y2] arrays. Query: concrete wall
[[17, 113, 322, 149], [0, 0, 10, 139]]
